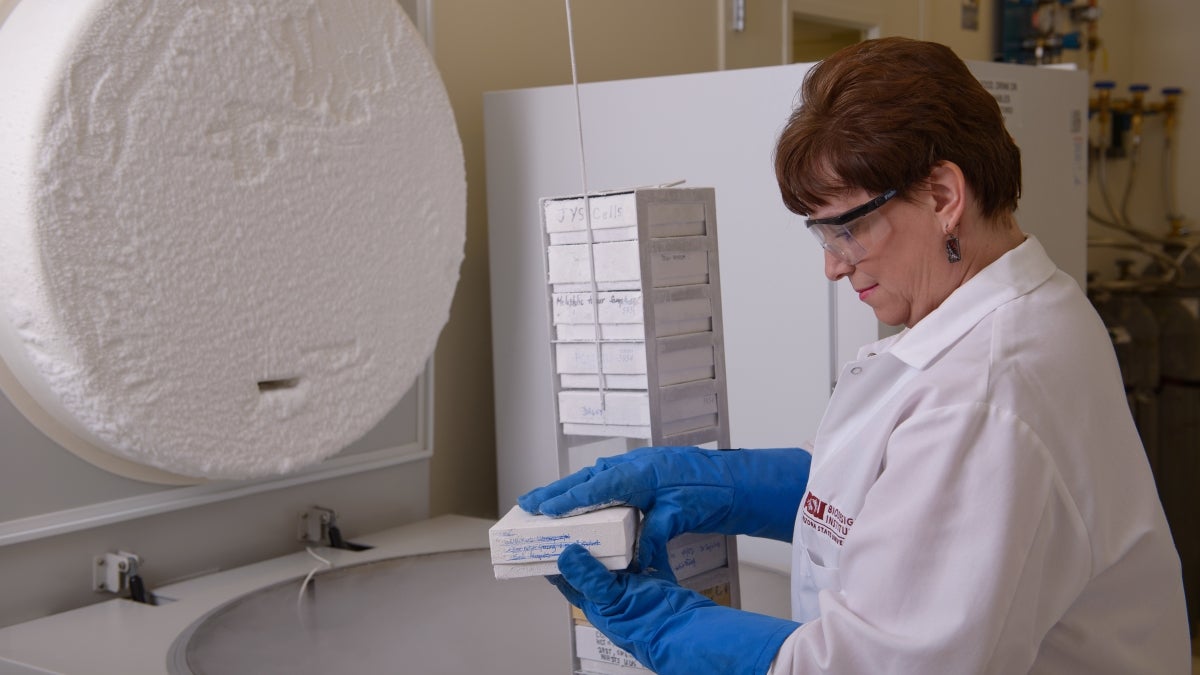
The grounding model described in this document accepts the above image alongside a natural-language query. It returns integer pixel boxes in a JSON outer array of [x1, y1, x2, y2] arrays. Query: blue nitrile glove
[[553, 543, 800, 675], [519, 446, 810, 579]]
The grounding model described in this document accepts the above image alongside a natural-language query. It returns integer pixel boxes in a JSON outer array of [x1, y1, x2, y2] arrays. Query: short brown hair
[[774, 37, 1021, 222]]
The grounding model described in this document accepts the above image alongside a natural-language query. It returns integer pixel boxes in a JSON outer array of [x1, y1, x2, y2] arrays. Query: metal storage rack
[[539, 186, 740, 674]]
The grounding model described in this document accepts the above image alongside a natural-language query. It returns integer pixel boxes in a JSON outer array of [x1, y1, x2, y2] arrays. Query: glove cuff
[[649, 605, 801, 675], [717, 448, 812, 541]]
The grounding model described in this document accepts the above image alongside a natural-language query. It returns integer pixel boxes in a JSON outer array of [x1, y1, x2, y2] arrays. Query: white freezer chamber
[[0, 516, 571, 674], [485, 60, 1088, 567]]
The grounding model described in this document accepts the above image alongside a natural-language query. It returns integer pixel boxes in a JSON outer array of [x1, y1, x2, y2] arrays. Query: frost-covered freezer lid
[[0, 0, 465, 483]]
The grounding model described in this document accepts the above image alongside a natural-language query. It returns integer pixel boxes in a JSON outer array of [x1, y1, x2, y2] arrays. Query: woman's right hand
[[518, 446, 812, 580]]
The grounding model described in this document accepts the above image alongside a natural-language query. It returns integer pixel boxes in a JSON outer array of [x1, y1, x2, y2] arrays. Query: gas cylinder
[[1142, 243, 1200, 637], [1090, 262, 1161, 470]]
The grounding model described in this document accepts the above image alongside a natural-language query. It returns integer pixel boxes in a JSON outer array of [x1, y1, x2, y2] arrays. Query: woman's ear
[[928, 161, 967, 233]]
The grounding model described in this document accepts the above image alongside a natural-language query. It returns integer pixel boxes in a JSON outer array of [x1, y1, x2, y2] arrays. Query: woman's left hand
[[553, 543, 800, 675]]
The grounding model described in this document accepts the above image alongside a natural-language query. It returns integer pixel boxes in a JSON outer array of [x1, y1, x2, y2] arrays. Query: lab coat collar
[[866, 236, 1057, 370]]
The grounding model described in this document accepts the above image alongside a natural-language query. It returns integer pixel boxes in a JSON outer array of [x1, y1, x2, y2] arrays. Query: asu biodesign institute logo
[[802, 491, 854, 545]]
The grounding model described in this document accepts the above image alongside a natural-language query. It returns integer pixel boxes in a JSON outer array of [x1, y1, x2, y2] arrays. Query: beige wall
[[920, 0, 993, 60], [725, 0, 790, 69], [788, 0, 992, 59]]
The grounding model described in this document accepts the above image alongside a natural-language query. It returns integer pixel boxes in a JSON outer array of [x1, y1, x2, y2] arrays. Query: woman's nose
[[824, 250, 854, 281]]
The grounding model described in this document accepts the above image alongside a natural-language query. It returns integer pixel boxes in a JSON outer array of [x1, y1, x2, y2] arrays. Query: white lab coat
[[769, 237, 1190, 674]]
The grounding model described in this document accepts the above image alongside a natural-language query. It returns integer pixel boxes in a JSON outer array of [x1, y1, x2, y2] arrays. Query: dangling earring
[[945, 234, 962, 263]]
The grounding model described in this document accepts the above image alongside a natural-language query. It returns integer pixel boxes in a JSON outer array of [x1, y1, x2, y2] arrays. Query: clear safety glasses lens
[[802, 189, 899, 265], [806, 223, 869, 265]]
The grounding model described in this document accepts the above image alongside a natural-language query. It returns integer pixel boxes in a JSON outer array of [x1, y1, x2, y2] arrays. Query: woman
[[519, 37, 1189, 674]]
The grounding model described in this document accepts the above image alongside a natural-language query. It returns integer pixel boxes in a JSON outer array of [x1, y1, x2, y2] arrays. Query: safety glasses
[[802, 189, 899, 265]]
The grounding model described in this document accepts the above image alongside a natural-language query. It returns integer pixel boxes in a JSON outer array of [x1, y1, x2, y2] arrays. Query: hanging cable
[[564, 0, 606, 410], [297, 546, 334, 611]]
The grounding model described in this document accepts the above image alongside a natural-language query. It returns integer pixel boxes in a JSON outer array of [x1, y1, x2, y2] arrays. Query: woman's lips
[[857, 284, 878, 301]]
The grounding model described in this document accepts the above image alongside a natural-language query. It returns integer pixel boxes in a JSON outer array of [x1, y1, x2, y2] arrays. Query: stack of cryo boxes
[[540, 187, 739, 675], [544, 187, 730, 446]]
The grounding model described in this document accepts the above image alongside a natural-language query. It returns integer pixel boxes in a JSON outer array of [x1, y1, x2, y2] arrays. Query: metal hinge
[[93, 550, 141, 594], [299, 506, 336, 546]]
